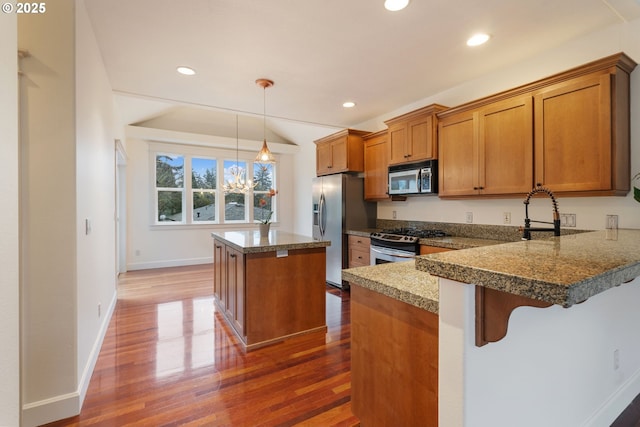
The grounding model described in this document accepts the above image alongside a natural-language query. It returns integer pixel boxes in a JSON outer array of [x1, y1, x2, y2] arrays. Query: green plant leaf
[[634, 186, 640, 203]]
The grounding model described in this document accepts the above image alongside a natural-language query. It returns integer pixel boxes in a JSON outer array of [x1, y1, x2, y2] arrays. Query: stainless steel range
[[369, 228, 447, 265]]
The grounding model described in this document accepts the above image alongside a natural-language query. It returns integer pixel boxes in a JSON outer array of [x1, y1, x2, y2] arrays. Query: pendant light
[[255, 78, 276, 164], [223, 115, 256, 194]]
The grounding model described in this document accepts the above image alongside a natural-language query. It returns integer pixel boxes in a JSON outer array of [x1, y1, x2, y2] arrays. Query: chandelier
[[255, 78, 276, 163], [223, 115, 257, 194]]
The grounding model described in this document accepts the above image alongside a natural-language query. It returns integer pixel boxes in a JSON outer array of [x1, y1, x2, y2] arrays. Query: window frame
[[150, 143, 278, 228]]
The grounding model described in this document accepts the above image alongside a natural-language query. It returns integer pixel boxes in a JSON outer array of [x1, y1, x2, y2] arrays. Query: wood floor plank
[[42, 264, 359, 427]]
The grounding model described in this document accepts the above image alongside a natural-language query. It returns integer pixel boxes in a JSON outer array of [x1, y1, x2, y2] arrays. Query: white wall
[[74, 0, 120, 408], [356, 18, 640, 231], [19, 1, 121, 425], [0, 12, 21, 427], [439, 276, 640, 427], [19, 2, 78, 421]]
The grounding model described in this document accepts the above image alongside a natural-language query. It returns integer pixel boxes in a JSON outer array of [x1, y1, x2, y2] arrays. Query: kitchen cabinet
[[363, 130, 389, 201], [213, 240, 245, 337], [315, 129, 369, 176], [212, 231, 328, 352], [534, 67, 630, 196], [438, 95, 533, 197], [351, 285, 438, 426], [437, 52, 635, 198], [419, 245, 453, 255], [348, 235, 370, 267], [385, 104, 448, 166]]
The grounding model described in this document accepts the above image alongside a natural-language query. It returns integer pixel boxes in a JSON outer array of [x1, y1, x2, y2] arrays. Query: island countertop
[[416, 229, 640, 307], [211, 230, 330, 254]]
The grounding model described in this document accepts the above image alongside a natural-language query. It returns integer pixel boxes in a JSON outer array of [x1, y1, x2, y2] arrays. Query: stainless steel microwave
[[388, 160, 437, 195]]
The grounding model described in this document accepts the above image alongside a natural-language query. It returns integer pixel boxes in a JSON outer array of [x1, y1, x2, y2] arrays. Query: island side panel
[[351, 285, 438, 427], [244, 247, 327, 346]]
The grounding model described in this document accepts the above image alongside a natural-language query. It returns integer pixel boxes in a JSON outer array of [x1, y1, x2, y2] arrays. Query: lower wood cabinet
[[348, 235, 371, 267], [351, 285, 438, 426], [213, 237, 327, 351], [420, 245, 453, 255]]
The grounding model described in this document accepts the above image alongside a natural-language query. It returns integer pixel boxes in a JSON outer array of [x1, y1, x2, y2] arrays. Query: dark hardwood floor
[[38, 263, 640, 426], [43, 264, 359, 427]]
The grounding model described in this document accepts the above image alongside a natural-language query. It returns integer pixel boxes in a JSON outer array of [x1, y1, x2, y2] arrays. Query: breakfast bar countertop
[[211, 230, 330, 254], [343, 260, 439, 314], [416, 229, 640, 307]]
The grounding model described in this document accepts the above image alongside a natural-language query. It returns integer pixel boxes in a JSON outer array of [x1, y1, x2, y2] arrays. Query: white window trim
[[149, 142, 278, 229]]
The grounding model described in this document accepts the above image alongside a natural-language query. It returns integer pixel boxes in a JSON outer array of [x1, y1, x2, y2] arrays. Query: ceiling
[[84, 0, 640, 146]]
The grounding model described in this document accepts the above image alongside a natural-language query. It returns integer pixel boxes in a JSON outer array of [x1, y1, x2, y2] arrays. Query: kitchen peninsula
[[344, 229, 640, 427], [211, 230, 330, 352]]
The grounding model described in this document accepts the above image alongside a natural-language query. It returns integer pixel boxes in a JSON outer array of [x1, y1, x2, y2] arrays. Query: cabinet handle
[[215, 245, 222, 248], [230, 254, 236, 258]]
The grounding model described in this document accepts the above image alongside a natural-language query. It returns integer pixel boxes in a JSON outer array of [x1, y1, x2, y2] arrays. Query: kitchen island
[[211, 230, 330, 352], [343, 229, 640, 427]]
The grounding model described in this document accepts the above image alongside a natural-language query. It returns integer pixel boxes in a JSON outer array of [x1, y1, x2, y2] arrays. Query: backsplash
[[376, 219, 589, 242]]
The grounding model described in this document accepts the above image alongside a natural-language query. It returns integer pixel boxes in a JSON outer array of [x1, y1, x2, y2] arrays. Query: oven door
[[370, 245, 416, 265]]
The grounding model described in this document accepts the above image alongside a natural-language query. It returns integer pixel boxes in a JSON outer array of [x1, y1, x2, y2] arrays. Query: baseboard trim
[[582, 367, 640, 426], [22, 292, 117, 427], [127, 256, 212, 271]]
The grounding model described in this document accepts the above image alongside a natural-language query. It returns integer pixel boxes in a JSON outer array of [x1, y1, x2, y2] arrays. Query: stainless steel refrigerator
[[312, 174, 376, 289]]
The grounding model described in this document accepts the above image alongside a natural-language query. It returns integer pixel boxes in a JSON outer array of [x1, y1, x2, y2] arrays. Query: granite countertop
[[417, 229, 640, 307], [211, 230, 330, 254], [419, 236, 506, 250], [347, 228, 507, 250], [342, 260, 439, 314]]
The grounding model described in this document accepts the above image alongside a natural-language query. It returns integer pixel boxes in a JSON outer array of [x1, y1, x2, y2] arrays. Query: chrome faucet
[[520, 184, 560, 240]]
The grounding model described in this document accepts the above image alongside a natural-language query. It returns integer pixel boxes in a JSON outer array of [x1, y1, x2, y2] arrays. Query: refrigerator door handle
[[319, 192, 326, 237]]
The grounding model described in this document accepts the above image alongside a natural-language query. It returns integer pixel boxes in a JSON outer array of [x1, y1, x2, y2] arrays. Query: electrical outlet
[[393, 210, 397, 219], [135, 249, 141, 256], [465, 212, 473, 224], [560, 213, 576, 227], [614, 349, 620, 370], [606, 214, 618, 230], [503, 212, 511, 224]]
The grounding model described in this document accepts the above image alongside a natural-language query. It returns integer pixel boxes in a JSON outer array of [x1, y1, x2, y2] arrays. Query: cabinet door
[[534, 73, 612, 192], [407, 114, 436, 161], [387, 123, 408, 165], [316, 141, 333, 175], [213, 240, 226, 312], [438, 111, 477, 196], [364, 134, 389, 200], [478, 95, 533, 195], [226, 246, 245, 335], [331, 137, 348, 172]]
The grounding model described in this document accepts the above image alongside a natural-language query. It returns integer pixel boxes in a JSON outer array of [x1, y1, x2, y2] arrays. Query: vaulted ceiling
[[84, 0, 640, 145]]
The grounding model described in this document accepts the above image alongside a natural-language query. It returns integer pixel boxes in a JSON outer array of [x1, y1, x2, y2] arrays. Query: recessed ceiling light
[[467, 33, 490, 47], [343, 101, 356, 108], [176, 66, 196, 76], [384, 0, 410, 11]]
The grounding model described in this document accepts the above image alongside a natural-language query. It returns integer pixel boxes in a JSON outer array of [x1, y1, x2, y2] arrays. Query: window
[[192, 157, 216, 222], [156, 154, 184, 222], [253, 162, 276, 223], [223, 159, 248, 222], [152, 146, 277, 226]]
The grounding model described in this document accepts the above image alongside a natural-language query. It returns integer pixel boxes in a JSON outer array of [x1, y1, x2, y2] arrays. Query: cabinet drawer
[[348, 235, 371, 251], [348, 235, 371, 267]]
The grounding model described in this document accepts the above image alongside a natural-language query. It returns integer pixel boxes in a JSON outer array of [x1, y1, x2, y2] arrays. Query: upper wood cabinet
[[439, 96, 533, 197], [363, 130, 390, 201], [438, 52, 635, 198], [534, 71, 629, 196], [385, 104, 448, 165], [315, 129, 369, 176]]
